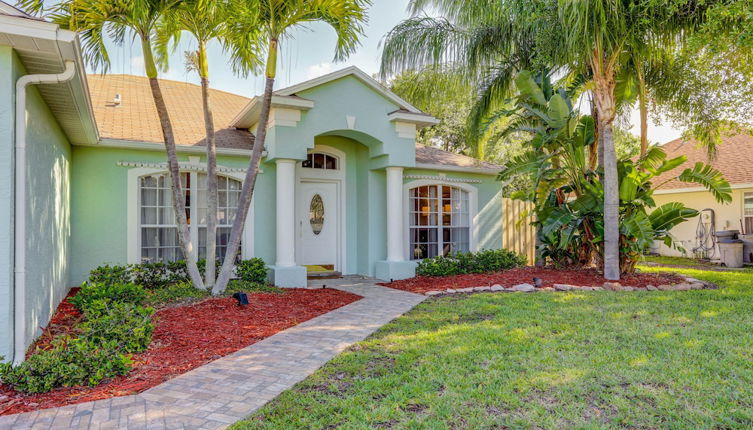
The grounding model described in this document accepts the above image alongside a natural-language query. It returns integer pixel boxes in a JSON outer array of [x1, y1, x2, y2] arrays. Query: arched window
[[409, 185, 470, 259], [302, 152, 339, 170], [139, 172, 241, 263]]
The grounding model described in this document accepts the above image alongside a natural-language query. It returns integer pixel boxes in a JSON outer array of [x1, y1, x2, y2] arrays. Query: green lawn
[[232, 268, 753, 429], [639, 255, 753, 271]]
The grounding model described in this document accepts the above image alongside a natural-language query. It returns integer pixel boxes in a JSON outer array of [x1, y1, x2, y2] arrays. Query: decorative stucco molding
[[117, 161, 261, 174], [404, 174, 482, 184]]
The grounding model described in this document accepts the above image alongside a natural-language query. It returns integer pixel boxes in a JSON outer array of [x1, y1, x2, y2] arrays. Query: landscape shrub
[[416, 249, 525, 277], [1, 282, 155, 393], [79, 301, 155, 353], [144, 281, 210, 306], [69, 282, 147, 312], [0, 339, 131, 394], [235, 258, 268, 284]]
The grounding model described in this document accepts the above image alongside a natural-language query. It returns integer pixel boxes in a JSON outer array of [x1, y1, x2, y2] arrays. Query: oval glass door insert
[[309, 194, 325, 235]]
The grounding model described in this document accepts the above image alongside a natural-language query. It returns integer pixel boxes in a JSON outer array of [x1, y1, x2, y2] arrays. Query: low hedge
[[88, 258, 269, 289], [416, 249, 526, 277], [0, 282, 154, 393]]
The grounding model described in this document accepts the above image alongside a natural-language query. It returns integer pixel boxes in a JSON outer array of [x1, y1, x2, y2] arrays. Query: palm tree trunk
[[592, 55, 620, 281], [637, 67, 649, 156], [141, 36, 205, 289], [213, 38, 279, 295], [198, 42, 218, 288], [589, 95, 599, 170]]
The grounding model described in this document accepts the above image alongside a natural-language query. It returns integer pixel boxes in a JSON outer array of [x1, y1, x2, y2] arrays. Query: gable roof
[[0, 1, 40, 19], [87, 74, 253, 149], [231, 66, 431, 129], [276, 66, 421, 113], [655, 133, 753, 191]]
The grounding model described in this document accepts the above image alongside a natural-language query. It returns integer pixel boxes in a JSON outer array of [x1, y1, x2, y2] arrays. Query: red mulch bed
[[0, 288, 361, 416], [381, 267, 685, 294]]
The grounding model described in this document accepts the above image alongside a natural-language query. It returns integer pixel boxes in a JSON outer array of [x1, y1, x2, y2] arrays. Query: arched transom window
[[302, 152, 339, 170], [139, 172, 241, 263], [409, 185, 470, 260]]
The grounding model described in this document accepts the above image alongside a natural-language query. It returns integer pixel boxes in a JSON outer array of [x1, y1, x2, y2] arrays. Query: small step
[[307, 271, 342, 279]]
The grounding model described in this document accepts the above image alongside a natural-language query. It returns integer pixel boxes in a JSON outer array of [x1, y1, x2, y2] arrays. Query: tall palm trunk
[[637, 66, 649, 156], [141, 35, 205, 289], [198, 43, 218, 287], [589, 95, 600, 170], [213, 38, 279, 295], [592, 53, 620, 281]]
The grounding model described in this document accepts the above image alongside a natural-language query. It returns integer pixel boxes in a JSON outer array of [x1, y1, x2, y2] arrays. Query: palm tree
[[557, 0, 716, 280], [212, 0, 370, 294], [157, 0, 262, 288], [380, 0, 563, 159], [50, 0, 206, 288]]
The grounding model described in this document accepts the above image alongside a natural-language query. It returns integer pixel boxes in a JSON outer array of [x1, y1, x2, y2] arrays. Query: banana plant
[[499, 70, 732, 273]]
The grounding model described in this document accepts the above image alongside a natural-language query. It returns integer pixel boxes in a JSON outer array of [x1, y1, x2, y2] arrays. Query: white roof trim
[[388, 111, 440, 127], [413, 162, 499, 175], [0, 2, 35, 18], [96, 138, 257, 156], [655, 183, 753, 195], [275, 66, 422, 113], [231, 95, 314, 129]]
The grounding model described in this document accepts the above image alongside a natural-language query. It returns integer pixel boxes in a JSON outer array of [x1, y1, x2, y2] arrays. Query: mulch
[[0, 288, 361, 416], [381, 267, 685, 294]]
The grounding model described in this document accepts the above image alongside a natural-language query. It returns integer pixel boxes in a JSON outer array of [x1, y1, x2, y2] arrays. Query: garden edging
[[422, 275, 716, 296]]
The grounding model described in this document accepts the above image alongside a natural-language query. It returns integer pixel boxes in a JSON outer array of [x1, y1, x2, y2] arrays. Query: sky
[[95, 0, 683, 144]]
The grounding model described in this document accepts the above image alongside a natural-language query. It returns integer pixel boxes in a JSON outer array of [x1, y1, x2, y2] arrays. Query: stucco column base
[[269, 265, 308, 288], [375, 260, 417, 282]]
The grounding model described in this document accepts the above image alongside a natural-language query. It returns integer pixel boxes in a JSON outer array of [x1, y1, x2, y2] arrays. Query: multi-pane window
[[745, 192, 753, 234], [139, 172, 242, 263], [409, 185, 470, 260], [302, 152, 338, 170]]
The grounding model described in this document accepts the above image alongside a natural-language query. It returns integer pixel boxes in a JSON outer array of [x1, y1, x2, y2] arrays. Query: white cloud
[[306, 62, 335, 79]]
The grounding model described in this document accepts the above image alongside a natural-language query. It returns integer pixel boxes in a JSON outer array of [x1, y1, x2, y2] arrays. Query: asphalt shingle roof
[[655, 133, 753, 190]]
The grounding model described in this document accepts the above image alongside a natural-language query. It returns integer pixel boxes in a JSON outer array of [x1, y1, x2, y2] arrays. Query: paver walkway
[[0, 278, 425, 429]]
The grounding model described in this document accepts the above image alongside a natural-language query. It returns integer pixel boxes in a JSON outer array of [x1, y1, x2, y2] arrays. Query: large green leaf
[[546, 93, 570, 128], [515, 70, 547, 106], [620, 211, 654, 247], [649, 202, 699, 234], [541, 206, 576, 238], [497, 151, 549, 181], [678, 162, 733, 203]]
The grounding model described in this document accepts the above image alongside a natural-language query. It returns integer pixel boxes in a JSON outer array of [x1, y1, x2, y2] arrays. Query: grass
[[640, 255, 753, 271], [232, 267, 753, 429]]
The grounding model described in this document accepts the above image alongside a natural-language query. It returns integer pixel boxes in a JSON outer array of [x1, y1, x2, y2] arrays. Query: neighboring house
[[653, 134, 753, 257], [0, 5, 504, 363]]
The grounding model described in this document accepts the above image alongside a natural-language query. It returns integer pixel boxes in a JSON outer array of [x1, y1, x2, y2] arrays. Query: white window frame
[[127, 166, 254, 264], [402, 179, 479, 260], [744, 191, 753, 235]]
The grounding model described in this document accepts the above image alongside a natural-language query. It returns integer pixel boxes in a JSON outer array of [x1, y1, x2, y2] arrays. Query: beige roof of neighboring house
[[87, 74, 253, 149], [655, 133, 753, 190], [415, 144, 501, 171], [85, 74, 497, 172]]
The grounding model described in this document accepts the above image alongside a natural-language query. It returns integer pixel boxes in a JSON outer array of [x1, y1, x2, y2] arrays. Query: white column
[[276, 159, 297, 267], [386, 166, 404, 261]]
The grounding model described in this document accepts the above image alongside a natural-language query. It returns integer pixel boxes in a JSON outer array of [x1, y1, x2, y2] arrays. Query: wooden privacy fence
[[502, 198, 536, 265]]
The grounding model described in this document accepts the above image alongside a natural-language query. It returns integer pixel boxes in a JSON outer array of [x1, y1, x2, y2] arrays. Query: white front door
[[297, 181, 339, 268]]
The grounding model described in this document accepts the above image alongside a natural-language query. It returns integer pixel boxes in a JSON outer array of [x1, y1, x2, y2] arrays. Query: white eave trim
[[231, 95, 314, 129], [275, 66, 422, 114], [413, 162, 500, 175], [655, 183, 753, 195], [95, 138, 258, 157], [388, 111, 440, 127]]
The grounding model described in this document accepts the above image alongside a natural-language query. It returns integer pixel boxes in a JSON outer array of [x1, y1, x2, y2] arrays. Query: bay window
[[409, 185, 470, 260]]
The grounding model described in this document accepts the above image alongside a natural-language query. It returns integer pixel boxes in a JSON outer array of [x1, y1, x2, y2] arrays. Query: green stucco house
[[0, 3, 504, 364]]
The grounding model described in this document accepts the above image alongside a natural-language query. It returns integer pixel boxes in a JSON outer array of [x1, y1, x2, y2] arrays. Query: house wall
[[653, 188, 753, 256], [69, 146, 258, 284], [0, 46, 15, 361], [1, 50, 74, 356]]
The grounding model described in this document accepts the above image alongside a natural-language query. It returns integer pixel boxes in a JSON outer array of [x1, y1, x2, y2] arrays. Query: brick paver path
[[0, 278, 425, 429]]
